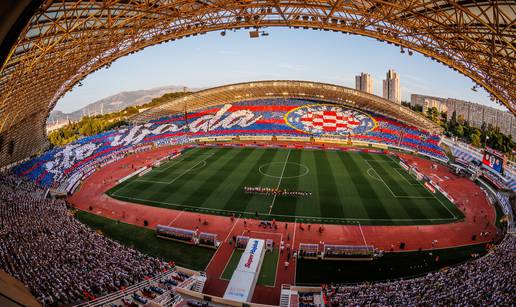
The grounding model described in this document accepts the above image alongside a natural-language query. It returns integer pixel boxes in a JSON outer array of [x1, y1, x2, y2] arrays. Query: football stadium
[[0, 1, 515, 307]]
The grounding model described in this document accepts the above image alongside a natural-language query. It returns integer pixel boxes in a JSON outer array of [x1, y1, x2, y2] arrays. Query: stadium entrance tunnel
[[0, 1, 514, 167]]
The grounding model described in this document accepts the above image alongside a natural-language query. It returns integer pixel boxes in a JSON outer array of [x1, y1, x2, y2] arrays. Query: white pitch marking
[[107, 195, 455, 222], [364, 160, 398, 198], [268, 149, 291, 215], [393, 168, 420, 186], [357, 221, 368, 246], [167, 209, 185, 226], [136, 154, 212, 184]]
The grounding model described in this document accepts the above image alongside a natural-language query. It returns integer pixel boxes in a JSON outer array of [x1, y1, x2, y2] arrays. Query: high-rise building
[[355, 73, 373, 94], [382, 69, 401, 104]]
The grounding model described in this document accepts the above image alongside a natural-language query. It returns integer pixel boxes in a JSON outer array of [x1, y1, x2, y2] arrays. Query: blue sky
[[55, 28, 506, 113]]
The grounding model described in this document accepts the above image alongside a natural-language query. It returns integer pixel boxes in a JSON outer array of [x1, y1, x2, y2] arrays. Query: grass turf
[[107, 147, 463, 225], [221, 248, 279, 286], [75, 210, 214, 271], [295, 243, 488, 285]]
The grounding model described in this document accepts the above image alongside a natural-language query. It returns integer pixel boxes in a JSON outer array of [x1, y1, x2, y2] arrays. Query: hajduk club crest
[[285, 104, 376, 136]]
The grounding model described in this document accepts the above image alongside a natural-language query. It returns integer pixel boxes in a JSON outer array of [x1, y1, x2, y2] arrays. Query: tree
[[426, 107, 440, 124], [455, 124, 464, 137], [457, 114, 465, 125], [481, 122, 487, 132], [471, 133, 481, 147], [450, 111, 457, 127], [440, 111, 447, 124]]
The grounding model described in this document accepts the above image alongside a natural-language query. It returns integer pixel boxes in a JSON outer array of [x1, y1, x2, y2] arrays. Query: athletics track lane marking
[[167, 209, 185, 226], [357, 221, 368, 246], [292, 219, 297, 285], [204, 216, 241, 271]]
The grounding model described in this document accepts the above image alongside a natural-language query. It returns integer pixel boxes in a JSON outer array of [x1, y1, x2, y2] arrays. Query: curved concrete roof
[[132, 80, 443, 134]]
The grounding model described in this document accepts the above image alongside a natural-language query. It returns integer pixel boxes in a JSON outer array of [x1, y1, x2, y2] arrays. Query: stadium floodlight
[[249, 30, 260, 38], [249, 30, 269, 38]]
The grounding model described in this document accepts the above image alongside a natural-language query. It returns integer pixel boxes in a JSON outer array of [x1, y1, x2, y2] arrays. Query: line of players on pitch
[[243, 186, 312, 198]]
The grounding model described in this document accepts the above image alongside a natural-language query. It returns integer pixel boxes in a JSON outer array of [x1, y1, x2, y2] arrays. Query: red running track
[[68, 143, 498, 305]]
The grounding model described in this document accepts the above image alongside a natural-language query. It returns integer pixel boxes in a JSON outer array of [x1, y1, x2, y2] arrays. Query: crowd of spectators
[[14, 99, 449, 189], [323, 235, 515, 306], [0, 174, 168, 306]]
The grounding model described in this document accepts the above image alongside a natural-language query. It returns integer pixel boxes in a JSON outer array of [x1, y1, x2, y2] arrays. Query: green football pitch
[[107, 147, 464, 225]]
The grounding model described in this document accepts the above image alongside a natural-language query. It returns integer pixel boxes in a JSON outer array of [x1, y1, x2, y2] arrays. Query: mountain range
[[47, 85, 198, 125]]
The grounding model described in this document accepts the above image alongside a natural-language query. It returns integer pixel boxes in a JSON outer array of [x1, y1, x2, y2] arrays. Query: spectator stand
[[15, 99, 451, 190], [321, 235, 515, 306], [298, 243, 319, 259], [480, 169, 510, 190], [298, 290, 323, 307], [74, 270, 176, 307], [496, 191, 515, 233], [279, 285, 324, 307], [322, 244, 381, 260], [0, 174, 170, 305], [74, 267, 201, 307]]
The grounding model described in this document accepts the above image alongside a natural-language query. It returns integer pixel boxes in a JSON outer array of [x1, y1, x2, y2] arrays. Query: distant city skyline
[[55, 28, 508, 113]]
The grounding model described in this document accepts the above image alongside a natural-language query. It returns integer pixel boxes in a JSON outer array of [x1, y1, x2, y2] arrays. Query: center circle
[[258, 162, 310, 179]]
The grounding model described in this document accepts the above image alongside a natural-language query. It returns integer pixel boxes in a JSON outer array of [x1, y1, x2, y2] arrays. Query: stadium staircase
[[279, 284, 292, 307], [191, 272, 207, 293]]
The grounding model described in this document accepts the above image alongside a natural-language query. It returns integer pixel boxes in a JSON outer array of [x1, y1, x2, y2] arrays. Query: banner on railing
[[118, 167, 148, 183], [424, 182, 436, 193]]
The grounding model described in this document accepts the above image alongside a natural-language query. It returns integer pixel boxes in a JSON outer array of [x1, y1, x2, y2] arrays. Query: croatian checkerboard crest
[[285, 104, 376, 136]]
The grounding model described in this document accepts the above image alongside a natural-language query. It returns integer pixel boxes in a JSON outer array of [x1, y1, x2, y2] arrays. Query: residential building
[[410, 94, 515, 138], [355, 73, 373, 94], [382, 70, 401, 104]]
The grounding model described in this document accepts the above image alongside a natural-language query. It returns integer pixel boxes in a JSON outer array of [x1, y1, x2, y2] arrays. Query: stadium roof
[[0, 0, 514, 166], [132, 80, 443, 134]]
